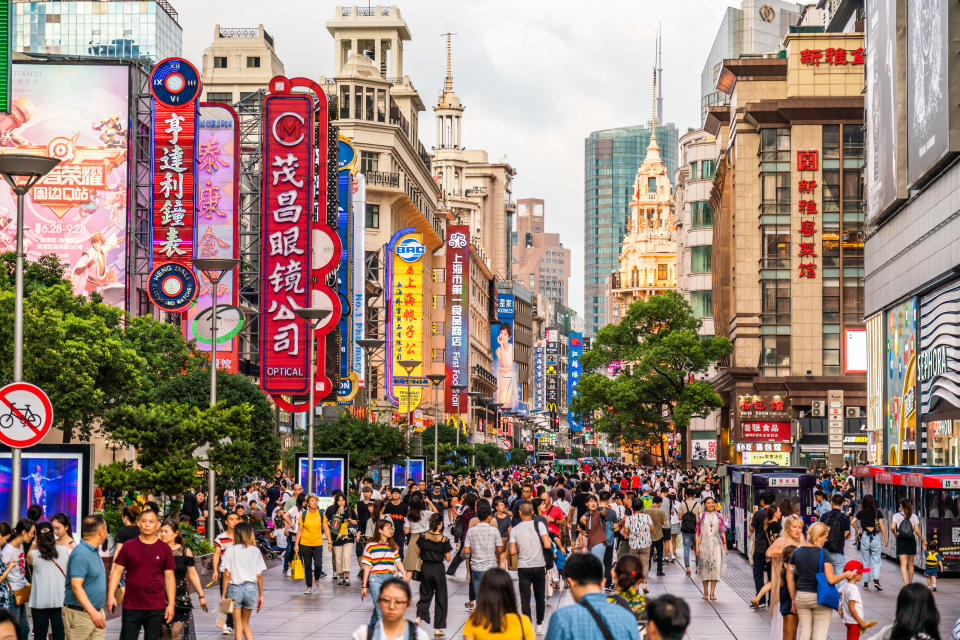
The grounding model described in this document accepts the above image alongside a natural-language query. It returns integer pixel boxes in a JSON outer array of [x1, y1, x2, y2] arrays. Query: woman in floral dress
[[695, 496, 727, 601]]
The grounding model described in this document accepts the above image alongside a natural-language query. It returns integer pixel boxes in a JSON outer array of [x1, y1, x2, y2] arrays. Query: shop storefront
[[734, 441, 792, 466]]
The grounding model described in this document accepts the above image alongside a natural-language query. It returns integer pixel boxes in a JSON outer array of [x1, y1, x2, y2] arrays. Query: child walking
[[221, 522, 266, 640], [416, 513, 452, 637], [839, 561, 875, 640], [924, 541, 944, 591]]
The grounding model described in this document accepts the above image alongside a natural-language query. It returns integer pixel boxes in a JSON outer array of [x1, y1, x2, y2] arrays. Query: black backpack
[[822, 510, 845, 553], [366, 621, 417, 640], [680, 501, 698, 534], [897, 515, 914, 538]]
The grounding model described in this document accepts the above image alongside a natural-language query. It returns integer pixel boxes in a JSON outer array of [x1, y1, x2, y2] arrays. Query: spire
[[656, 23, 663, 127], [443, 31, 455, 93]]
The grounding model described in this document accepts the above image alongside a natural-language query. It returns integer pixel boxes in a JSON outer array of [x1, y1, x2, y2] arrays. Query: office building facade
[[513, 198, 571, 309], [200, 25, 285, 104]]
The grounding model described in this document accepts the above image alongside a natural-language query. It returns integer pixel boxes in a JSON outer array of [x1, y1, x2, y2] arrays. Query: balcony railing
[[465, 186, 487, 196], [504, 199, 516, 213], [365, 171, 400, 188]]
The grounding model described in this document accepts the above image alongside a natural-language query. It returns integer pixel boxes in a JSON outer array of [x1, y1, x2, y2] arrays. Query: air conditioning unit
[[811, 400, 825, 417], [845, 407, 861, 418]]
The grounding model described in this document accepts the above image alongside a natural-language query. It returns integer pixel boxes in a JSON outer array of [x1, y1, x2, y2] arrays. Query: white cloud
[[178, 0, 732, 315]]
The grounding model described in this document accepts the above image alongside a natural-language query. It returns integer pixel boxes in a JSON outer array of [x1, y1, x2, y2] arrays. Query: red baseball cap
[[844, 560, 870, 574]]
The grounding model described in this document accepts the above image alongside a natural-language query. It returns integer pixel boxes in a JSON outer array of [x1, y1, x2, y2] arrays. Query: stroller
[[255, 531, 281, 560], [549, 539, 568, 592]]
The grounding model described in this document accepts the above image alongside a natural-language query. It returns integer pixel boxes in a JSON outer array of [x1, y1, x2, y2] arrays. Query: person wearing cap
[[838, 561, 873, 640]]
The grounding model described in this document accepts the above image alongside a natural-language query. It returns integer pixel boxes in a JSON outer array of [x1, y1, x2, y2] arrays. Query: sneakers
[[535, 623, 545, 635], [863, 581, 869, 589], [222, 628, 233, 636], [873, 579, 882, 592], [465, 601, 475, 610], [303, 587, 313, 595]]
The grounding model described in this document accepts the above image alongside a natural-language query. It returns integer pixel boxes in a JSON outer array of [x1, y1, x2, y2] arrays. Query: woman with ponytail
[[608, 553, 646, 626]]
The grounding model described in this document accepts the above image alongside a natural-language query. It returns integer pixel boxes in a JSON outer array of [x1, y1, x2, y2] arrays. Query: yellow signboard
[[387, 229, 425, 413]]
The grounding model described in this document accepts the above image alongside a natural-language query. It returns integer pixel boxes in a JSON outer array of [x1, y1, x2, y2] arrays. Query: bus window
[[926, 490, 942, 518], [943, 491, 959, 518]]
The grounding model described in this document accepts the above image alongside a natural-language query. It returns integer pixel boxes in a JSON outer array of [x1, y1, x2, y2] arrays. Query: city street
[[105, 546, 959, 639]]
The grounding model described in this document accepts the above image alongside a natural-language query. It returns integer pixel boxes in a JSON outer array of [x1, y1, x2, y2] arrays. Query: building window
[[700, 159, 716, 179], [213, 56, 227, 68], [657, 264, 668, 281], [246, 56, 260, 68], [207, 92, 233, 103], [761, 335, 791, 374], [690, 290, 712, 319], [365, 203, 380, 228], [690, 161, 699, 181], [648, 177, 656, 193], [360, 151, 378, 173], [432, 268, 444, 283], [761, 280, 791, 324], [690, 246, 711, 274], [691, 201, 713, 228]]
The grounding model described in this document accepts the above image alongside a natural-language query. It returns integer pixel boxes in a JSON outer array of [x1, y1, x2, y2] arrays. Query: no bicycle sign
[[0, 382, 54, 448]]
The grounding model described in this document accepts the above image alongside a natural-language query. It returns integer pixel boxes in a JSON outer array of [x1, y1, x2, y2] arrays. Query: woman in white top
[[26, 526, 69, 640], [221, 522, 267, 640], [50, 513, 77, 552], [1, 519, 36, 640], [890, 499, 925, 586]]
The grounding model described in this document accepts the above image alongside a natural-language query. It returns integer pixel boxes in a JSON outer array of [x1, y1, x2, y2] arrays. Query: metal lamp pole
[[0, 154, 61, 523], [294, 307, 332, 495], [192, 257, 239, 544], [356, 338, 384, 421], [426, 374, 446, 476], [398, 359, 421, 455]]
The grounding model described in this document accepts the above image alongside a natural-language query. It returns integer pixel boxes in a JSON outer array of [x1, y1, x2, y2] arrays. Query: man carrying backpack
[[819, 493, 851, 574], [673, 488, 701, 576]]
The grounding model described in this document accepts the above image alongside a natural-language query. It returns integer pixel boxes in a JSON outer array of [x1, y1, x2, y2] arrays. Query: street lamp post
[[294, 307, 333, 496], [356, 338, 384, 421], [192, 257, 239, 544], [449, 384, 467, 446], [426, 374, 446, 476], [398, 359, 421, 455], [0, 154, 61, 523]]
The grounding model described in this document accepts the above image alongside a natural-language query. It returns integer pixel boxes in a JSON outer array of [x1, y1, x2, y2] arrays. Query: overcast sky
[[178, 1, 732, 315]]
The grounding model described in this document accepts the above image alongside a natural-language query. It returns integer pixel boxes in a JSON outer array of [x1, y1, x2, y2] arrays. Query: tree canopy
[[571, 291, 731, 462]]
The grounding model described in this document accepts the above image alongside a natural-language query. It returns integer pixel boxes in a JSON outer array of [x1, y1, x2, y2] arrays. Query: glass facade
[[13, 0, 182, 62], [584, 123, 679, 336]]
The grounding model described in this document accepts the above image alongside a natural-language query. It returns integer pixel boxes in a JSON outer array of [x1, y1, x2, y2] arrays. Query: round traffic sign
[[0, 382, 54, 448], [500, 438, 511, 451]]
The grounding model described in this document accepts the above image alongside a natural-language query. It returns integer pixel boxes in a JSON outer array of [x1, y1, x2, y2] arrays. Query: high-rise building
[[608, 127, 677, 322], [707, 30, 867, 468], [12, 0, 182, 62], [584, 123, 678, 337], [513, 198, 571, 309], [200, 25, 285, 103], [699, 0, 804, 122]]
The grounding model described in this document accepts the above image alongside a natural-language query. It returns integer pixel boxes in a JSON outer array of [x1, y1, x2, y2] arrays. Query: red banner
[[445, 225, 470, 413], [740, 421, 791, 442], [260, 94, 313, 395]]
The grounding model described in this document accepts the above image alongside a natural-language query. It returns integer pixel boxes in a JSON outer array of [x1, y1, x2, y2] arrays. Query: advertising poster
[[568, 332, 583, 431], [1, 63, 128, 307], [351, 174, 366, 385], [491, 320, 519, 409], [260, 94, 313, 395], [0, 450, 85, 531], [391, 464, 405, 488], [865, 0, 902, 222], [386, 228, 425, 412], [886, 298, 917, 464], [533, 344, 545, 412], [407, 458, 425, 484], [184, 104, 239, 372], [445, 225, 470, 413], [691, 439, 717, 462], [295, 454, 347, 510], [906, 0, 950, 188]]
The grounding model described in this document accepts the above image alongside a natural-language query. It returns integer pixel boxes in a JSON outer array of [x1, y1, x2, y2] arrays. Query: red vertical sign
[[445, 225, 470, 413], [260, 94, 313, 395]]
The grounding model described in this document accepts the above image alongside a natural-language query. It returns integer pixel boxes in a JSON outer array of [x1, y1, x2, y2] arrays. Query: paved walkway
[[106, 545, 959, 639]]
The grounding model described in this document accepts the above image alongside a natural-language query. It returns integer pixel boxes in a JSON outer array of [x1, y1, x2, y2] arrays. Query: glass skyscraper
[[584, 123, 678, 337], [13, 0, 182, 62]]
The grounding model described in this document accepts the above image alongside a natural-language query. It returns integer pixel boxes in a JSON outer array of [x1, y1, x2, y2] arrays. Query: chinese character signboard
[[740, 421, 792, 442], [0, 63, 129, 308], [533, 343, 545, 412], [737, 394, 791, 421], [184, 103, 239, 372], [149, 57, 201, 312], [496, 292, 515, 320], [445, 225, 470, 413], [351, 174, 366, 386], [568, 332, 582, 431], [796, 149, 819, 280], [386, 228, 426, 413], [260, 93, 313, 395], [799, 47, 864, 66]]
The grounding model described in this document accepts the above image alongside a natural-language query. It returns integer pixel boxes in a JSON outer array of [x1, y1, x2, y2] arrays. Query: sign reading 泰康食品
[[445, 225, 470, 413]]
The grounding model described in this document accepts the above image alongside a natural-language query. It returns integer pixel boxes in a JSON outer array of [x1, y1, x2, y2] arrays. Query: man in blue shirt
[[544, 552, 639, 640], [63, 514, 109, 640], [813, 490, 832, 518]]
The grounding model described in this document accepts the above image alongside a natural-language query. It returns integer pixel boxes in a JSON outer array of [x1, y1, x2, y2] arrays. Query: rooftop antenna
[[442, 31, 457, 92], [656, 23, 663, 127]]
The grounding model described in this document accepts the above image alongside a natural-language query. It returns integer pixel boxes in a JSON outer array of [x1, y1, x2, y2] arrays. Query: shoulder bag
[[579, 598, 615, 640], [814, 548, 840, 610]]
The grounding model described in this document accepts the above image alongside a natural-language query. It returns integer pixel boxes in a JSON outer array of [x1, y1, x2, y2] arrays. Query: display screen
[[296, 454, 347, 510], [0, 451, 83, 531], [1, 63, 129, 308], [407, 458, 425, 484]]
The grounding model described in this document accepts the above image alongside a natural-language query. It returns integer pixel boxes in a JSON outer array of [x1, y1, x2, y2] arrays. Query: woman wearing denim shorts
[[221, 523, 266, 640]]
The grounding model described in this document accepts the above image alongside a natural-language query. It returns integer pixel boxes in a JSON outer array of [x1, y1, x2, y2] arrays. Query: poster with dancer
[[0, 449, 87, 531], [295, 454, 348, 510]]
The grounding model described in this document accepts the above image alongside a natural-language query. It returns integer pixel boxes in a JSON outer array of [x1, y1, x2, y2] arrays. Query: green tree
[[151, 367, 282, 482], [284, 415, 407, 484], [94, 402, 252, 503], [571, 292, 731, 464]]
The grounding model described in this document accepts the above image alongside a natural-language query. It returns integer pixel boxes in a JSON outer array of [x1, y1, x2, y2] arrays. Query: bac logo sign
[[397, 237, 426, 262]]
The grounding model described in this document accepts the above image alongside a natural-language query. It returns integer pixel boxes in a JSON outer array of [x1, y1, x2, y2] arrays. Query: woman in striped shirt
[[361, 519, 407, 625]]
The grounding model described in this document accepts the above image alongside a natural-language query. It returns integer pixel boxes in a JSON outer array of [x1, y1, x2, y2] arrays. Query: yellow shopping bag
[[291, 556, 304, 580]]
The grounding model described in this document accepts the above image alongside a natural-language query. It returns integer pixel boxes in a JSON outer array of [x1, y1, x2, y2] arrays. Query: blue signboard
[[568, 332, 583, 431], [336, 170, 351, 380], [496, 293, 515, 320]]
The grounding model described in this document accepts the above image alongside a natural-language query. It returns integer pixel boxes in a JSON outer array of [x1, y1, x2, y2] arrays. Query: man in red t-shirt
[[107, 509, 175, 640], [631, 473, 642, 490]]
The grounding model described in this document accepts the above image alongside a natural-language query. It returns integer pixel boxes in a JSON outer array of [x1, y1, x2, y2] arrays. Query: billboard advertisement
[[260, 94, 313, 395], [496, 292, 515, 319], [445, 225, 470, 413], [865, 0, 904, 222], [906, 0, 951, 188], [184, 104, 239, 372], [568, 332, 583, 431], [533, 343, 545, 412], [351, 174, 366, 385], [336, 168, 351, 382], [386, 228, 425, 413], [492, 320, 518, 409], [295, 453, 347, 510], [885, 298, 917, 464], [691, 439, 717, 462], [1, 63, 129, 307], [0, 445, 91, 532]]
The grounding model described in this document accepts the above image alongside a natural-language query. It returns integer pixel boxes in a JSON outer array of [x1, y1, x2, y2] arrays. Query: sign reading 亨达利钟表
[[386, 228, 425, 413], [445, 225, 470, 413]]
